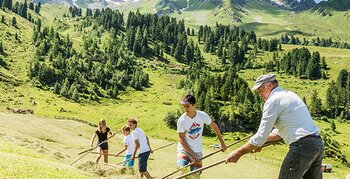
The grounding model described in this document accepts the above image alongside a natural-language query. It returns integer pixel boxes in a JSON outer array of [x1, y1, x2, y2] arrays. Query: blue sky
[[314, 0, 326, 3], [297, 0, 327, 3]]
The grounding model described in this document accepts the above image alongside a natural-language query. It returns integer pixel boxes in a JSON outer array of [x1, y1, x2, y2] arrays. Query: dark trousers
[[278, 135, 324, 179]]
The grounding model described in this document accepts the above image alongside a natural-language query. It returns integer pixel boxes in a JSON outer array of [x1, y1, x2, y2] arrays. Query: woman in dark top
[[90, 119, 115, 164]]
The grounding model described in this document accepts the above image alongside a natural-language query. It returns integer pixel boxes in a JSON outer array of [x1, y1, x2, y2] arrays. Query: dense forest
[[28, 17, 149, 101]]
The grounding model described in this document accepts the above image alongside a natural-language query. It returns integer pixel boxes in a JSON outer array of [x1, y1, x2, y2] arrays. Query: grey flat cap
[[251, 74, 276, 90]]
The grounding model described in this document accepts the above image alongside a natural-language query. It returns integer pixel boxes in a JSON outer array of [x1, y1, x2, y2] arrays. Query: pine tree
[[309, 90, 322, 116], [133, 26, 142, 55], [0, 41, 3, 54], [306, 51, 321, 79], [12, 17, 16, 26], [21, 0, 27, 18], [72, 88, 79, 101], [321, 57, 327, 70], [174, 45, 182, 61], [185, 44, 193, 62], [34, 2, 41, 14], [29, 1, 34, 10], [336, 69, 348, 88], [53, 81, 61, 94], [112, 85, 118, 99], [60, 79, 69, 98], [36, 19, 41, 32], [15, 33, 19, 41], [221, 49, 226, 65], [326, 81, 336, 117]]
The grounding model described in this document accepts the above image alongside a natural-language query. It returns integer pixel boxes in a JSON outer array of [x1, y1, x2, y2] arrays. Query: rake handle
[[115, 143, 174, 165], [174, 139, 283, 179], [174, 159, 226, 179], [78, 129, 121, 155]]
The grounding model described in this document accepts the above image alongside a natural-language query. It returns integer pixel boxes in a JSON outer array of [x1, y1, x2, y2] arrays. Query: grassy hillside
[[1, 3, 350, 178], [0, 112, 94, 178], [0, 112, 347, 178]]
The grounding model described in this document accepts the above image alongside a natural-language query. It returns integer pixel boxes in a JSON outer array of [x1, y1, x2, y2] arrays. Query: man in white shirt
[[225, 74, 324, 179], [177, 94, 227, 172], [128, 118, 153, 178]]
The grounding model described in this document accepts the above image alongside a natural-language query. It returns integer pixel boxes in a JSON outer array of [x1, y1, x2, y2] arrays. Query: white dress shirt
[[249, 86, 320, 146]]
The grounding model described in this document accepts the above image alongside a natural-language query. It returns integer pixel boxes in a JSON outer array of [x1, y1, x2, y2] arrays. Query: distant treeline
[[264, 47, 328, 80], [198, 23, 280, 70], [280, 34, 350, 49]]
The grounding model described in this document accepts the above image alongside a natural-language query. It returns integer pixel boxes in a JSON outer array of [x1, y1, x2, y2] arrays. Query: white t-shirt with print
[[124, 134, 135, 155], [177, 110, 212, 153], [132, 128, 150, 154]]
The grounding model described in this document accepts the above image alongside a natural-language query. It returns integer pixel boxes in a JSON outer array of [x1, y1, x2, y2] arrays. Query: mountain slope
[[317, 0, 350, 11], [0, 112, 95, 178], [267, 0, 316, 11]]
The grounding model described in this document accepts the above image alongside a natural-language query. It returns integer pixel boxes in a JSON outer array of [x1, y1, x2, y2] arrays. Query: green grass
[[0, 112, 346, 178], [0, 112, 93, 178], [2, 3, 350, 178]]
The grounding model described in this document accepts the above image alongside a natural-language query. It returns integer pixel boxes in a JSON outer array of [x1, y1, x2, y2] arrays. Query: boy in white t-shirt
[[177, 94, 227, 172], [115, 125, 135, 168], [128, 118, 153, 178]]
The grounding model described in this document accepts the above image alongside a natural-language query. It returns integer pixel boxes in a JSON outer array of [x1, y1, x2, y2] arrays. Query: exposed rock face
[[267, 0, 317, 11]]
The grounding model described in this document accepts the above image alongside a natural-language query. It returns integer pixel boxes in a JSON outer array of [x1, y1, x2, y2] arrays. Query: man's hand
[[225, 150, 242, 164], [150, 148, 153, 154], [131, 155, 136, 161]]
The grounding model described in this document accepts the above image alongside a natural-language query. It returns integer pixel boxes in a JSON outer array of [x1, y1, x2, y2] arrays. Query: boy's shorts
[[138, 151, 151, 172], [124, 154, 135, 167], [176, 151, 202, 171]]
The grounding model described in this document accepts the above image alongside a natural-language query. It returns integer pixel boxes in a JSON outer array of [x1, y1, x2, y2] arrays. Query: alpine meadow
[[1, 0, 350, 178]]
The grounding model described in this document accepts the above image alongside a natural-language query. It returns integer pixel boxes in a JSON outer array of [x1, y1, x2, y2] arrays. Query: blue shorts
[[138, 151, 150, 173], [124, 154, 134, 167]]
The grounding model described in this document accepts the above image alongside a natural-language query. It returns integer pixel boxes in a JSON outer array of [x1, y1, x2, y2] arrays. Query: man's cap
[[181, 94, 196, 105], [251, 74, 276, 90]]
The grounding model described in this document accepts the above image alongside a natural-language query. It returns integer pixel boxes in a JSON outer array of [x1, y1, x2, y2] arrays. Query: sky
[[314, 0, 326, 3], [296, 0, 327, 3]]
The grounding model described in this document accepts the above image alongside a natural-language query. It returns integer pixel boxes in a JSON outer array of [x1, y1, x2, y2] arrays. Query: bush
[[164, 110, 182, 130]]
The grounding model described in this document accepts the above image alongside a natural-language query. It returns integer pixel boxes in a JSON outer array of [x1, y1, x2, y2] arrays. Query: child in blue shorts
[[115, 125, 135, 168]]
